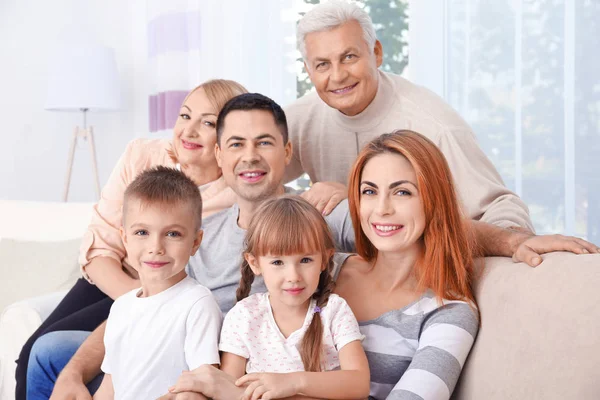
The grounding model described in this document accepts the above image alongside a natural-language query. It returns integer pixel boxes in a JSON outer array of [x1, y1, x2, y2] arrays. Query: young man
[[34, 94, 596, 400]]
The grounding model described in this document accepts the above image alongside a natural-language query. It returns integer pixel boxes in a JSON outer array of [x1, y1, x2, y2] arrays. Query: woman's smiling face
[[172, 88, 219, 167], [359, 152, 426, 254]]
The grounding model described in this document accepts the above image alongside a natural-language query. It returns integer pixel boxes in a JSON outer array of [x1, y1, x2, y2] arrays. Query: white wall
[[0, 0, 148, 202]]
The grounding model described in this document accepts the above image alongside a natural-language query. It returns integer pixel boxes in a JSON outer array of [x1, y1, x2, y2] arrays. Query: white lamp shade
[[45, 44, 121, 111]]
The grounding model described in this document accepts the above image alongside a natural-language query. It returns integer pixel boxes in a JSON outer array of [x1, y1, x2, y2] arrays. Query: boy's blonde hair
[[123, 166, 203, 230]]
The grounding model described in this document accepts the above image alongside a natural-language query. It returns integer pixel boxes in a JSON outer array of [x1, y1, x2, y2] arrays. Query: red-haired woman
[[332, 130, 479, 399]]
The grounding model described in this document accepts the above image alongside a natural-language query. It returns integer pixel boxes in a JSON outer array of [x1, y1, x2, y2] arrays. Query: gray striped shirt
[[333, 256, 479, 400]]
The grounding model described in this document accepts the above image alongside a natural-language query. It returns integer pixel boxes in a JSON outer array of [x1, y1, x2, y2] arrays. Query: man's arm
[[439, 128, 534, 231], [471, 220, 599, 266], [50, 322, 107, 399], [324, 199, 355, 253]]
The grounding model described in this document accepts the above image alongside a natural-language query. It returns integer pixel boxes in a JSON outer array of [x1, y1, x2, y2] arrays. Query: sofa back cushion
[[0, 200, 93, 310], [453, 252, 600, 399], [0, 238, 82, 310]]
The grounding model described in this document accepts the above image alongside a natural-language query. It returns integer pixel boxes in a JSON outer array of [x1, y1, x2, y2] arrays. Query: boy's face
[[120, 199, 203, 291]]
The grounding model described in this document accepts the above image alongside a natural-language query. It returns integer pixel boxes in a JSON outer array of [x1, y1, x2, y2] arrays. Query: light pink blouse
[[79, 138, 235, 282]]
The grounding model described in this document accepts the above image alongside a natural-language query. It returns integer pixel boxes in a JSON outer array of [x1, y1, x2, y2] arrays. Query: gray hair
[[297, 0, 377, 60]]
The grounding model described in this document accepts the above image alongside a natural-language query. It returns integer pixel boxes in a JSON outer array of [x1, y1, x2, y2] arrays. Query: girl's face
[[246, 251, 325, 311], [172, 88, 219, 168], [359, 152, 426, 255]]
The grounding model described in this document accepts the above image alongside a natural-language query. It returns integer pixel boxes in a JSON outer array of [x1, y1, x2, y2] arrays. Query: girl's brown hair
[[348, 130, 478, 307], [237, 195, 335, 372]]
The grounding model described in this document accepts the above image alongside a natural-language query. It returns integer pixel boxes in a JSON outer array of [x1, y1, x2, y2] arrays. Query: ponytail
[[236, 258, 255, 302], [299, 258, 335, 372]]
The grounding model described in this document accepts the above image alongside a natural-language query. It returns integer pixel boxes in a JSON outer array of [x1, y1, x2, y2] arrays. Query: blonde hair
[[124, 166, 203, 230], [237, 196, 335, 372], [184, 79, 248, 113], [168, 79, 248, 164]]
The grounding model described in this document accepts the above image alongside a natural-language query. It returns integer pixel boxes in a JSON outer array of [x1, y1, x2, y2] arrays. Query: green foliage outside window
[[296, 0, 409, 98]]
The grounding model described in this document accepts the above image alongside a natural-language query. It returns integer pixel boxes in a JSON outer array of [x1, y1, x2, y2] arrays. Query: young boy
[[93, 166, 222, 400]]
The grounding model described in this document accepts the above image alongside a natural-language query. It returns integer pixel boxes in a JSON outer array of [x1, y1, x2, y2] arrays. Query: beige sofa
[[0, 200, 598, 399], [455, 252, 600, 399], [0, 200, 92, 400]]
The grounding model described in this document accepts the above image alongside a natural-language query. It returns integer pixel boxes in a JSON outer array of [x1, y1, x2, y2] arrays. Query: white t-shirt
[[101, 276, 222, 400], [219, 292, 363, 373]]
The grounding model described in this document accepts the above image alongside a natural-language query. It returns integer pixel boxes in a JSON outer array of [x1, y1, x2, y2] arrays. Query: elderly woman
[[14, 79, 247, 400]]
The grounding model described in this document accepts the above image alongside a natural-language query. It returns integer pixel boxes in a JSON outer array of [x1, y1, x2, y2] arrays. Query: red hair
[[348, 130, 478, 306]]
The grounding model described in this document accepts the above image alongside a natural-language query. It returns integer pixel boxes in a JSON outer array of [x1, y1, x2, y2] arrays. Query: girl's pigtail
[[236, 257, 255, 302], [299, 257, 335, 372]]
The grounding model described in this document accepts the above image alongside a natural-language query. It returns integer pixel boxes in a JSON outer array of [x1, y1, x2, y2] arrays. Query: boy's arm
[[236, 340, 370, 400], [51, 321, 107, 399], [92, 374, 113, 400]]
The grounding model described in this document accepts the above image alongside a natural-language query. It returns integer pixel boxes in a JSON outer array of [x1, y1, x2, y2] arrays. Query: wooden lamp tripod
[[63, 108, 101, 201], [45, 44, 120, 201]]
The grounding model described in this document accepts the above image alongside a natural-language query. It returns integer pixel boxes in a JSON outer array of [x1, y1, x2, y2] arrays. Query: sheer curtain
[[146, 0, 297, 138], [410, 0, 600, 240]]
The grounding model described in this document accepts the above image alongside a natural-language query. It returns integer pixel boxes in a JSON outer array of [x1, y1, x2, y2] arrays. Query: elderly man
[[286, 0, 532, 232]]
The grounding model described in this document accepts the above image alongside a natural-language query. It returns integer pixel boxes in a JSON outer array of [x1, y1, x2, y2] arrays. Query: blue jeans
[[26, 331, 103, 400]]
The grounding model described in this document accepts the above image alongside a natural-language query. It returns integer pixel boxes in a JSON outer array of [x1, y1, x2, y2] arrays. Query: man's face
[[215, 110, 292, 203], [303, 20, 383, 116]]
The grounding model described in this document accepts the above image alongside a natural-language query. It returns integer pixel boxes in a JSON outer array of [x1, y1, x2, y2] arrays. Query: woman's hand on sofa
[[512, 233, 600, 267]]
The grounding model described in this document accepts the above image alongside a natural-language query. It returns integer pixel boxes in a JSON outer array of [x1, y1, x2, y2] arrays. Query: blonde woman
[[15, 79, 247, 400]]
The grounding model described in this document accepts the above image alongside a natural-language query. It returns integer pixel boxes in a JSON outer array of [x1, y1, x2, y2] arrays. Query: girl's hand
[[236, 373, 300, 400]]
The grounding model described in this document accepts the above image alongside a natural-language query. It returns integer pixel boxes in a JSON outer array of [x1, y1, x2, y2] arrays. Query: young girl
[[218, 196, 370, 400]]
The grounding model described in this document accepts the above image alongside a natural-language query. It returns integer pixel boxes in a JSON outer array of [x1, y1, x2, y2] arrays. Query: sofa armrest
[[0, 291, 67, 400], [454, 252, 600, 400]]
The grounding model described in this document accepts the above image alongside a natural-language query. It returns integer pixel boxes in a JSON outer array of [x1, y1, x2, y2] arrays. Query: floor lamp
[[45, 44, 121, 201]]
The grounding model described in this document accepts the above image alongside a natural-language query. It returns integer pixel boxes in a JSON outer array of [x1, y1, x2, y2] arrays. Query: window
[[443, 0, 600, 239]]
